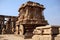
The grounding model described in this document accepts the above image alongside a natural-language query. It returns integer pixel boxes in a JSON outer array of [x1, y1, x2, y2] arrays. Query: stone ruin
[[0, 15, 17, 34], [0, 1, 60, 40], [15, 1, 60, 40], [16, 1, 48, 38]]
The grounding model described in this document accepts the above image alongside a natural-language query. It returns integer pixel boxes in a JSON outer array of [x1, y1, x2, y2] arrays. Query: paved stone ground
[[0, 34, 24, 40], [0, 34, 32, 40], [25, 39, 32, 40]]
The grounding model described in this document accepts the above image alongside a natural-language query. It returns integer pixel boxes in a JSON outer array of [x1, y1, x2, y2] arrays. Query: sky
[[0, 0, 60, 25]]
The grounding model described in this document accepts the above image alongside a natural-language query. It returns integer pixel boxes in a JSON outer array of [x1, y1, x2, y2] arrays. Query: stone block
[[32, 35, 52, 40], [55, 34, 60, 40], [32, 35, 40, 40], [35, 25, 60, 35]]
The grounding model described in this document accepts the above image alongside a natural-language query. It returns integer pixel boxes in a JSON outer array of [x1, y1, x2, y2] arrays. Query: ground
[[0, 34, 32, 40], [0, 34, 24, 40]]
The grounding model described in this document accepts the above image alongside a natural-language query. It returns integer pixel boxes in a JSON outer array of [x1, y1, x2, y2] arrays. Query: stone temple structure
[[16, 1, 48, 38], [0, 1, 60, 40], [15, 1, 60, 40]]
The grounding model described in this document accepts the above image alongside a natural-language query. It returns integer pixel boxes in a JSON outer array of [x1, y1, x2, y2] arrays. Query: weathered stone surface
[[33, 29, 43, 35], [19, 25, 24, 35], [0, 34, 24, 40], [33, 25, 60, 40], [16, 1, 48, 38], [15, 26, 19, 35], [55, 34, 60, 40], [33, 25, 60, 35], [18, 1, 48, 25], [0, 15, 17, 34], [32, 35, 52, 40], [32, 35, 40, 40]]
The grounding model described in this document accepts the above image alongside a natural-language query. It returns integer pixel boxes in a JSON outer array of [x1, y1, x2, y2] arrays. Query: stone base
[[55, 34, 60, 40], [24, 32, 33, 39], [32, 35, 52, 40]]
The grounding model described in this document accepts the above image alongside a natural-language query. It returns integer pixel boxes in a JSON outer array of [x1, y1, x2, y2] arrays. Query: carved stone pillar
[[15, 25, 19, 35], [19, 24, 24, 35]]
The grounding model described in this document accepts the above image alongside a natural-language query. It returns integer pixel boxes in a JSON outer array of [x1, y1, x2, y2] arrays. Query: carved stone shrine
[[16, 1, 48, 38]]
